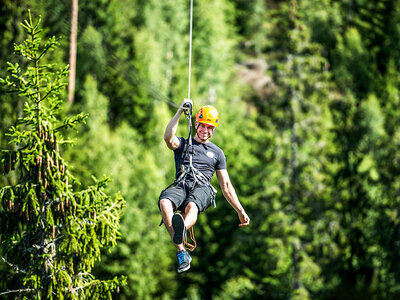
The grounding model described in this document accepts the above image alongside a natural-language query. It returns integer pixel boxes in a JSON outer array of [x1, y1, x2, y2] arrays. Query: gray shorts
[[158, 181, 214, 213]]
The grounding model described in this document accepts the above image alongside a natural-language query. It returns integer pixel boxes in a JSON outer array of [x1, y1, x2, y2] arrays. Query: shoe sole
[[177, 256, 192, 273], [172, 214, 186, 244]]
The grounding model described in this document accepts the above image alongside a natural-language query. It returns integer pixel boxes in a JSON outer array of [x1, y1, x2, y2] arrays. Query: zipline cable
[[183, 0, 195, 172], [187, 0, 194, 101]]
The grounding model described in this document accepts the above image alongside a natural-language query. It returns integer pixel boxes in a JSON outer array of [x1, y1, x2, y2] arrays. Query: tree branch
[[0, 255, 26, 274], [0, 288, 35, 296]]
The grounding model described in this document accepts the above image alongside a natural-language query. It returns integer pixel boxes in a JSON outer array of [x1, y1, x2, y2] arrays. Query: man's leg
[[160, 198, 192, 272], [184, 201, 199, 229], [159, 198, 185, 251], [171, 203, 198, 273], [171, 201, 199, 244]]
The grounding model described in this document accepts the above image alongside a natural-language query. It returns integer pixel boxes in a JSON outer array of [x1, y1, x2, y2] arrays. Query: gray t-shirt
[[174, 137, 226, 183]]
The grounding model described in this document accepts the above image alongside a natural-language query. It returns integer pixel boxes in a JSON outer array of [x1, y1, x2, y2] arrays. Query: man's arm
[[216, 169, 250, 227], [164, 99, 192, 150]]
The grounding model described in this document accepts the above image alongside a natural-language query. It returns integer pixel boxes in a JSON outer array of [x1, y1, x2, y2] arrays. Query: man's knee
[[185, 201, 199, 213], [159, 198, 174, 211]]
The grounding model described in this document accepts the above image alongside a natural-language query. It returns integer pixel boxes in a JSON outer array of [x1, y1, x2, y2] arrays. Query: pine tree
[[0, 12, 126, 299], [371, 59, 400, 299], [75, 0, 157, 136], [241, 1, 335, 298], [232, 0, 267, 55], [192, 0, 236, 100]]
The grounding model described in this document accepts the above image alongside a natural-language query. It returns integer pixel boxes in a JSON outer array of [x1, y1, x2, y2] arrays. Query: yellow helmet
[[195, 105, 219, 127]]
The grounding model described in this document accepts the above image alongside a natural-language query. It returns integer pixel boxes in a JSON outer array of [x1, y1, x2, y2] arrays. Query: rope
[[184, 227, 197, 252], [187, 0, 194, 100]]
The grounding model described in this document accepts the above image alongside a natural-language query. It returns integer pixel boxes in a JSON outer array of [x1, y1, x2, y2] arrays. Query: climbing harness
[[170, 102, 218, 208], [184, 224, 197, 252]]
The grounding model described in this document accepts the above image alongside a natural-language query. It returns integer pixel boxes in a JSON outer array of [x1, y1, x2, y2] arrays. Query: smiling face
[[195, 122, 215, 143]]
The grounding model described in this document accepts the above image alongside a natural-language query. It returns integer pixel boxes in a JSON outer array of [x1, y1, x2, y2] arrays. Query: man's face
[[196, 122, 215, 141]]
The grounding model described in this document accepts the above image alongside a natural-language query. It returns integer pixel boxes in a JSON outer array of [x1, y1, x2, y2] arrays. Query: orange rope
[[184, 226, 197, 252]]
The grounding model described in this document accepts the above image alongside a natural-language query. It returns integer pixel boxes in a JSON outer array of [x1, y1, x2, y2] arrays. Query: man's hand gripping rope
[[181, 98, 193, 118]]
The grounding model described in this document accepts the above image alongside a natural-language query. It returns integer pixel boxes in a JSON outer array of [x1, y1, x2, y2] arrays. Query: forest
[[1, 0, 400, 299]]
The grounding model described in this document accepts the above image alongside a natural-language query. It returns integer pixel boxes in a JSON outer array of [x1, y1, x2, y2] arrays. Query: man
[[159, 99, 250, 273]]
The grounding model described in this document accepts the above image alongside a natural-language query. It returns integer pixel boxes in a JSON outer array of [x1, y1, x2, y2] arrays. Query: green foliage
[[232, 0, 267, 55], [299, 0, 343, 55], [333, 27, 373, 97], [0, 2, 30, 153], [134, 0, 187, 98], [192, 0, 236, 99], [0, 12, 126, 299], [77, 26, 107, 83], [237, 1, 336, 298], [75, 0, 156, 135], [215, 276, 261, 300]]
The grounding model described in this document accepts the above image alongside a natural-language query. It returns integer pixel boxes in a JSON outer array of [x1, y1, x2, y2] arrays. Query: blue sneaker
[[172, 213, 186, 244], [177, 250, 192, 273]]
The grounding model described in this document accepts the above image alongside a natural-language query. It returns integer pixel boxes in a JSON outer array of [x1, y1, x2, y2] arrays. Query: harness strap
[[184, 227, 197, 252]]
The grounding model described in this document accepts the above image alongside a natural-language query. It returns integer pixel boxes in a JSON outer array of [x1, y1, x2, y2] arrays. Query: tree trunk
[[68, 0, 78, 104], [290, 85, 300, 292]]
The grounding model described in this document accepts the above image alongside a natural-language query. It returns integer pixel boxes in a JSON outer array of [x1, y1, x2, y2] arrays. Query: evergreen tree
[[240, 1, 335, 298], [371, 59, 400, 299], [324, 60, 400, 299], [0, 12, 126, 299], [326, 94, 385, 299], [294, 2, 400, 297], [75, 0, 156, 135], [298, 0, 343, 61], [192, 0, 236, 100], [232, 0, 267, 56]]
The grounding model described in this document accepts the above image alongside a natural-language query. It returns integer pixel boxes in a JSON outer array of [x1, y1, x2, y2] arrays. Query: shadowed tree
[[67, 0, 78, 104]]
